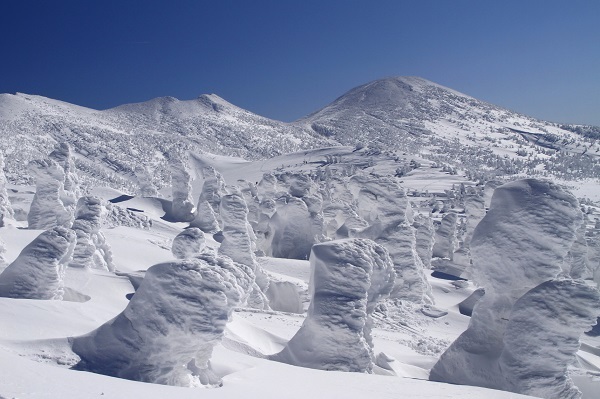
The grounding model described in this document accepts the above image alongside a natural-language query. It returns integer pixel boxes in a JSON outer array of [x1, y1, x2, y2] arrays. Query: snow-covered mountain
[[0, 92, 332, 189], [1, 77, 598, 192], [297, 76, 600, 181]]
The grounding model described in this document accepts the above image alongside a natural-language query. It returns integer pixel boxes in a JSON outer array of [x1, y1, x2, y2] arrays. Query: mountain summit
[[0, 77, 598, 189]]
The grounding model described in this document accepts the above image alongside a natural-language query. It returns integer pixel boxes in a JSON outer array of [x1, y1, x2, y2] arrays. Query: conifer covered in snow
[[48, 142, 80, 208], [0, 226, 75, 300], [69, 196, 113, 271], [72, 254, 250, 387], [0, 151, 14, 226], [348, 174, 432, 303], [172, 227, 206, 259], [133, 165, 158, 197], [169, 157, 195, 222], [27, 159, 73, 230], [430, 179, 596, 399], [218, 193, 269, 309], [273, 238, 394, 372]]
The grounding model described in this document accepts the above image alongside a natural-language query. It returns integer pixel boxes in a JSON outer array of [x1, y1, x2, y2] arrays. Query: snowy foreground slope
[[1, 144, 599, 399]]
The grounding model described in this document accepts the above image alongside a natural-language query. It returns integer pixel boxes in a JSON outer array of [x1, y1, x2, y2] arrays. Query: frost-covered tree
[[0, 152, 14, 226], [272, 238, 394, 372], [348, 174, 432, 304], [430, 179, 598, 399], [169, 156, 195, 222], [49, 142, 80, 208], [72, 253, 252, 387], [69, 196, 113, 271], [172, 227, 206, 259], [0, 226, 75, 300], [133, 165, 158, 197], [27, 159, 73, 229], [219, 193, 269, 309]]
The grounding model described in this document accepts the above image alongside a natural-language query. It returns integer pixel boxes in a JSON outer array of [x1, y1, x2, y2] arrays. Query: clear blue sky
[[1, 0, 598, 125]]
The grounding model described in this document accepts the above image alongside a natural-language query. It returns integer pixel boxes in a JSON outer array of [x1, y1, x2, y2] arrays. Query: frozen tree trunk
[[430, 179, 589, 398], [0, 226, 75, 300], [0, 152, 14, 226], [69, 196, 114, 271], [72, 254, 252, 387], [172, 227, 206, 259], [272, 238, 394, 372], [27, 159, 73, 230], [169, 158, 195, 222]]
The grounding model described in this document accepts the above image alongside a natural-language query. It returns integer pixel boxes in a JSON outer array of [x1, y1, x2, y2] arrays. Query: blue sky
[[1, 1, 598, 125]]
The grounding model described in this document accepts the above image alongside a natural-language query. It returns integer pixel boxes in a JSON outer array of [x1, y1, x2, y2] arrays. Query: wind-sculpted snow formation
[[69, 196, 114, 271], [219, 193, 269, 309], [500, 279, 600, 399], [564, 224, 590, 280], [134, 165, 158, 197], [0, 226, 75, 300], [172, 227, 206, 259], [272, 238, 394, 372], [454, 190, 485, 275], [169, 157, 195, 222], [0, 152, 14, 226], [270, 196, 314, 260], [48, 142, 80, 208], [72, 253, 252, 387], [190, 166, 226, 232], [431, 211, 458, 261], [430, 179, 597, 399], [413, 214, 435, 269], [27, 159, 73, 229], [0, 237, 7, 272], [348, 174, 432, 304]]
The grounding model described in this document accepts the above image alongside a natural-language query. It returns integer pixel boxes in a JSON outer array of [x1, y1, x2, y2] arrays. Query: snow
[[272, 238, 395, 372], [430, 179, 599, 398], [0, 226, 75, 300], [1, 76, 600, 399]]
